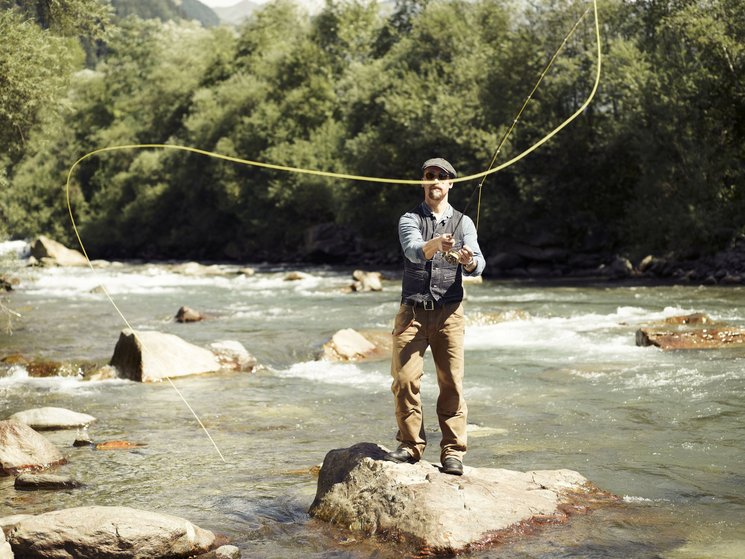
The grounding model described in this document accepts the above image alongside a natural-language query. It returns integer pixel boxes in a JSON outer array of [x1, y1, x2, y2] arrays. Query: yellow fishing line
[[65, 0, 601, 463], [475, 4, 594, 229]]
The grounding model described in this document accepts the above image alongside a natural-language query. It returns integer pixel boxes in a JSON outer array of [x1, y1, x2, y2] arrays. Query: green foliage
[[0, 0, 111, 38], [0, 10, 81, 161], [619, 0, 745, 256], [3, 0, 744, 265]]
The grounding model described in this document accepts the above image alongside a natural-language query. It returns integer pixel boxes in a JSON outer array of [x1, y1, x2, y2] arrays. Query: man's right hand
[[423, 234, 454, 260]]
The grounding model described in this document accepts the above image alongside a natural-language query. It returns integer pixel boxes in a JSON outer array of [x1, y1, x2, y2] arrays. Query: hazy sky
[[200, 0, 253, 7]]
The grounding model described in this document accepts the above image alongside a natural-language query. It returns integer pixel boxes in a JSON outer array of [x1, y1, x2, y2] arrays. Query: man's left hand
[[457, 245, 476, 267]]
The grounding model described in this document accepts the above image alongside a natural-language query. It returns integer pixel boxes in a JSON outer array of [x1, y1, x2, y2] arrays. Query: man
[[384, 157, 485, 476]]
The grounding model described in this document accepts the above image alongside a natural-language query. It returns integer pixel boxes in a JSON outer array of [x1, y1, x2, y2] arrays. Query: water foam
[[0, 240, 30, 258], [0, 365, 127, 397], [276, 360, 389, 388]]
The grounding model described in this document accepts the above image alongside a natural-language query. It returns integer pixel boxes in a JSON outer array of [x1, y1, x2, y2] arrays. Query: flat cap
[[421, 157, 457, 178]]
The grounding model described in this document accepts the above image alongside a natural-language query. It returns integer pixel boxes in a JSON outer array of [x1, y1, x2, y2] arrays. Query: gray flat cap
[[421, 157, 457, 178]]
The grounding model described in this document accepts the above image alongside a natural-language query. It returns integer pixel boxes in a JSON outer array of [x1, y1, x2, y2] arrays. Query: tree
[[622, 0, 745, 256], [0, 10, 81, 162], [0, 0, 111, 37], [0, 0, 110, 239]]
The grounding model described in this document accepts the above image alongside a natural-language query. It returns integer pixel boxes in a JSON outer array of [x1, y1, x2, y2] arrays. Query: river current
[[1, 242, 744, 559]]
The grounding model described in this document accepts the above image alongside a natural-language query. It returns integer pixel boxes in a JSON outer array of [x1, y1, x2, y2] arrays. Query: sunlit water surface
[[1, 253, 744, 558]]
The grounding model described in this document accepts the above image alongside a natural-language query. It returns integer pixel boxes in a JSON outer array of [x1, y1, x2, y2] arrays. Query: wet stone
[[14, 473, 82, 491]]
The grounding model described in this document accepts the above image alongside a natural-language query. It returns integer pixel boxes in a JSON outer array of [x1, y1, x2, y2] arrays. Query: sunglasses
[[423, 171, 451, 181]]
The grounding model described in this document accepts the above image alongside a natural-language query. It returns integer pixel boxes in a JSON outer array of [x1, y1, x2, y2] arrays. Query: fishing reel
[[443, 250, 461, 265]]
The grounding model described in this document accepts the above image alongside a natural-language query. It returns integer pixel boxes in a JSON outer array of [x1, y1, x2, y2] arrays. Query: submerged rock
[[14, 473, 82, 491], [24, 359, 80, 378], [0, 420, 66, 475], [93, 440, 147, 450], [9, 407, 96, 430], [7, 506, 215, 558], [2, 357, 104, 379], [309, 442, 615, 555]]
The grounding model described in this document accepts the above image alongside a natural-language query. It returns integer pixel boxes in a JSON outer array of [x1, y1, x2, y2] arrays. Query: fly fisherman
[[384, 157, 486, 475]]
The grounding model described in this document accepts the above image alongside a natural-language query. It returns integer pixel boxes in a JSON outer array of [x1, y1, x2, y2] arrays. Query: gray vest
[[401, 204, 464, 305]]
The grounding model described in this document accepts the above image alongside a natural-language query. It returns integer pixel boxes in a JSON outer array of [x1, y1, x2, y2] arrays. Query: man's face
[[422, 166, 453, 202]]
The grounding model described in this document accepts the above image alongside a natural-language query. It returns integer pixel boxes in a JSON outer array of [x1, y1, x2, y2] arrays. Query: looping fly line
[[64, 0, 601, 463]]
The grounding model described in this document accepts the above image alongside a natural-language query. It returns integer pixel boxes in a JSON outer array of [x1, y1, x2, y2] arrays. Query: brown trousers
[[390, 302, 467, 462]]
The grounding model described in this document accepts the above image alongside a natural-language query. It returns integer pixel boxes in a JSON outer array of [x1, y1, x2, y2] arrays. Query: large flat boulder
[[309, 443, 614, 555], [0, 420, 66, 475], [635, 312, 745, 350], [9, 407, 96, 430], [636, 327, 745, 349], [6, 506, 215, 558], [109, 329, 223, 382]]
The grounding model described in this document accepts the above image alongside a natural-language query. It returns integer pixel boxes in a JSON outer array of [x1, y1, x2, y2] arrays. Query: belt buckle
[[423, 300, 435, 311]]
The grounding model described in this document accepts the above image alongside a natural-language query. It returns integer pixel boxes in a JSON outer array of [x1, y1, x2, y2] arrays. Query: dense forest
[[0, 0, 743, 270]]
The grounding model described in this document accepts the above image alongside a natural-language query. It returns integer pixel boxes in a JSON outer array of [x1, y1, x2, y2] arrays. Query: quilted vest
[[401, 204, 465, 305]]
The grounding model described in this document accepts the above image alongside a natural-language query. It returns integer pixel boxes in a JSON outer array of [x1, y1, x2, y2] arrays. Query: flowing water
[[1, 243, 744, 558]]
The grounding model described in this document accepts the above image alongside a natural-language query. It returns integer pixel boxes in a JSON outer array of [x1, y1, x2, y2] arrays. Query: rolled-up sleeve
[[398, 213, 427, 263], [461, 215, 486, 276]]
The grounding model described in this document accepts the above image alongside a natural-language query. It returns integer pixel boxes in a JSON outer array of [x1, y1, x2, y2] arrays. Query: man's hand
[[423, 233, 455, 260], [457, 244, 474, 264], [437, 234, 455, 253], [458, 245, 477, 271]]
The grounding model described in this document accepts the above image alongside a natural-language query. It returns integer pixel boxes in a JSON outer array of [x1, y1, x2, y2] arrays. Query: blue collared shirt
[[398, 203, 486, 276]]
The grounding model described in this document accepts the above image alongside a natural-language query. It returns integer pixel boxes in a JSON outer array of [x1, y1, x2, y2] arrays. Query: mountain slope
[[109, 0, 220, 27]]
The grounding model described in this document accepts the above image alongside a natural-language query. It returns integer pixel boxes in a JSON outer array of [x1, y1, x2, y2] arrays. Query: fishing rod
[[443, 5, 593, 265]]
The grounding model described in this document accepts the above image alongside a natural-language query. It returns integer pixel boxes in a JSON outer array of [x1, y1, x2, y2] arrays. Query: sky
[[200, 0, 251, 7]]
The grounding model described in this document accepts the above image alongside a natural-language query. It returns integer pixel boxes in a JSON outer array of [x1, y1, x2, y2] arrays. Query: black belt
[[404, 299, 447, 310]]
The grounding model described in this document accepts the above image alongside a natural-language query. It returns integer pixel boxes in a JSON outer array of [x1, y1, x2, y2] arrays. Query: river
[[1, 243, 744, 558]]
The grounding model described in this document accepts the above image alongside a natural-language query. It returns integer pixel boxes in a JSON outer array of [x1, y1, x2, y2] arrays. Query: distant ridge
[[110, 0, 220, 27], [212, 0, 261, 25], [181, 0, 221, 26]]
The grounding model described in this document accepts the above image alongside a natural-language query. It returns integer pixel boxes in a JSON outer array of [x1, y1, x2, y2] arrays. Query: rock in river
[[0, 420, 66, 475], [309, 442, 615, 555], [14, 473, 82, 491], [9, 407, 96, 430], [110, 329, 221, 382], [6, 506, 215, 559], [30, 235, 88, 267], [635, 313, 745, 350], [0, 528, 12, 559], [319, 329, 391, 362]]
